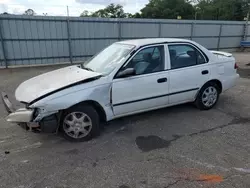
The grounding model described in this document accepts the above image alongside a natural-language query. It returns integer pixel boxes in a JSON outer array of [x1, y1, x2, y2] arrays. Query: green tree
[[140, 0, 194, 19], [133, 12, 142, 18], [85, 4, 129, 18], [80, 10, 91, 17], [196, 0, 249, 21], [80, 0, 250, 20]]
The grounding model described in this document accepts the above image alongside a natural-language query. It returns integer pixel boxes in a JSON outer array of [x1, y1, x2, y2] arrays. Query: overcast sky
[[0, 0, 148, 16]]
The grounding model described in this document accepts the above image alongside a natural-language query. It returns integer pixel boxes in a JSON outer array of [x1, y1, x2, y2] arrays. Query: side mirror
[[116, 68, 136, 78]]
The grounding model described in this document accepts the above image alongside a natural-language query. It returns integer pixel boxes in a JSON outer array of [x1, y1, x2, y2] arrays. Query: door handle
[[157, 78, 167, 83], [202, 70, 209, 75]]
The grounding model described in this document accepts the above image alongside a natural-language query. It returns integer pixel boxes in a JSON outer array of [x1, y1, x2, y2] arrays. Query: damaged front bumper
[[6, 108, 34, 123], [1, 92, 56, 132], [1, 92, 34, 122]]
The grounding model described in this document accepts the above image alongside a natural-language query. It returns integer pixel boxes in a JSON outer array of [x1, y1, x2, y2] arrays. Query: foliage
[[195, 0, 250, 21], [80, 4, 130, 18], [80, 0, 250, 21], [140, 0, 194, 19], [80, 10, 91, 17]]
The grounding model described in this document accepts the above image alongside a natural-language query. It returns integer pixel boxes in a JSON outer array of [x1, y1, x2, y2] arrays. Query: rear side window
[[168, 44, 207, 69]]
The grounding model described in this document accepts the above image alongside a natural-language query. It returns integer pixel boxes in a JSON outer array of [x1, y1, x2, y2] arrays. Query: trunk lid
[[15, 65, 101, 103]]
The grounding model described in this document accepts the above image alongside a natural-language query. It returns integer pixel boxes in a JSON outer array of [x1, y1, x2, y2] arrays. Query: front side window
[[168, 44, 206, 69], [84, 43, 135, 75], [122, 45, 165, 75]]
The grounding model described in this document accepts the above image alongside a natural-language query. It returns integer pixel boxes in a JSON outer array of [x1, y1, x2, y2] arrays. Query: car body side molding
[[113, 88, 199, 107]]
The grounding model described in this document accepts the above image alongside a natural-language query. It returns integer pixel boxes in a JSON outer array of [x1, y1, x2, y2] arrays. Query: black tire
[[195, 82, 220, 110], [61, 104, 100, 142]]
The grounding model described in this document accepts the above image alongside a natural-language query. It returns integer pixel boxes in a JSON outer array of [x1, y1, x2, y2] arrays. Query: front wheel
[[61, 104, 100, 142], [195, 83, 219, 110]]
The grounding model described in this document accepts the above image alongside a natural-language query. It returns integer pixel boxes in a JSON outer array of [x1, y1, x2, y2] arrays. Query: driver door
[[112, 44, 170, 117]]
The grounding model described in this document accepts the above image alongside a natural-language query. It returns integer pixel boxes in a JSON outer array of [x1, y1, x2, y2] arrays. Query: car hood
[[15, 65, 102, 103]]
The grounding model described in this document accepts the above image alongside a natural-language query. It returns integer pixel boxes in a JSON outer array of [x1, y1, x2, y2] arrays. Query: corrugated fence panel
[[17, 20, 27, 65], [193, 38, 219, 49], [222, 25, 244, 36], [193, 24, 220, 36], [71, 21, 119, 38], [2, 17, 70, 66], [70, 18, 120, 58], [121, 23, 159, 38], [2, 19, 12, 66], [220, 37, 241, 48], [161, 24, 192, 37], [0, 15, 247, 67], [2, 19, 11, 38], [248, 25, 250, 40], [0, 42, 3, 67], [71, 39, 118, 58], [50, 21, 59, 59]]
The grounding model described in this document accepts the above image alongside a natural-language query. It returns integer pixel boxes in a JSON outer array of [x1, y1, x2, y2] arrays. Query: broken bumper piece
[[6, 108, 34, 123], [1, 92, 15, 113], [1, 91, 34, 123], [1, 92, 57, 133], [1, 91, 39, 131]]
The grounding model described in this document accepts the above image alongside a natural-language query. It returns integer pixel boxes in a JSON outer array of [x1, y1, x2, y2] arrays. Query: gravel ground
[[0, 53, 250, 188]]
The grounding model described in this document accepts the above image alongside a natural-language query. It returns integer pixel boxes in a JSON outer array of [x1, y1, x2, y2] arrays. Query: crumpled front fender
[[29, 82, 114, 121]]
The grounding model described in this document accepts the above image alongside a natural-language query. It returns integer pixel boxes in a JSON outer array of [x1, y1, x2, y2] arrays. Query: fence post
[[190, 22, 194, 40], [66, 6, 73, 64], [118, 19, 122, 40], [158, 22, 162, 37], [0, 18, 7, 68], [217, 24, 222, 50], [243, 11, 249, 41], [243, 20, 249, 41]]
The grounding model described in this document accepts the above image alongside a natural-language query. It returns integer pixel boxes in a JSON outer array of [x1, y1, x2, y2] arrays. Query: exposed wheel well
[[83, 100, 107, 122], [64, 100, 106, 123], [194, 79, 222, 104], [57, 100, 106, 133], [59, 100, 106, 129], [205, 79, 222, 94]]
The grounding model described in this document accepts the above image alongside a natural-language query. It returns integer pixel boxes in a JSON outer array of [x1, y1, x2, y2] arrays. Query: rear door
[[167, 43, 210, 104]]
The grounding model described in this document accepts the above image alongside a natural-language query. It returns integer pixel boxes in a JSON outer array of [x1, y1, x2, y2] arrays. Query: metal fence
[[0, 15, 248, 68]]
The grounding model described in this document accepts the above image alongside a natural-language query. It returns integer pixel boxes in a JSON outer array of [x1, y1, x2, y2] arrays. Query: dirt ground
[[0, 52, 250, 188]]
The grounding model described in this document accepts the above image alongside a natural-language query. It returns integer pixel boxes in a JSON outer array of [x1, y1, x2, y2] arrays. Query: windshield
[[84, 43, 135, 75]]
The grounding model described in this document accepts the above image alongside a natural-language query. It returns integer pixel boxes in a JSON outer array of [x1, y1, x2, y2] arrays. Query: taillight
[[234, 63, 238, 69]]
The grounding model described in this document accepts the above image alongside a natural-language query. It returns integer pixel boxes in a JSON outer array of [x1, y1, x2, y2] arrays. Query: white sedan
[[2, 38, 239, 141]]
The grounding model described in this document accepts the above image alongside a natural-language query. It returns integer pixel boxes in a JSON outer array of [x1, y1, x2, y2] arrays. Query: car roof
[[116, 38, 192, 47]]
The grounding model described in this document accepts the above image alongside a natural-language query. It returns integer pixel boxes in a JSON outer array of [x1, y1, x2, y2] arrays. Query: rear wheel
[[61, 104, 100, 142], [195, 82, 219, 110]]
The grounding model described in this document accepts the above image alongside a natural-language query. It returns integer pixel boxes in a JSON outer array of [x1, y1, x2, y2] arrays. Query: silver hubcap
[[63, 112, 92, 139], [202, 86, 218, 107]]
